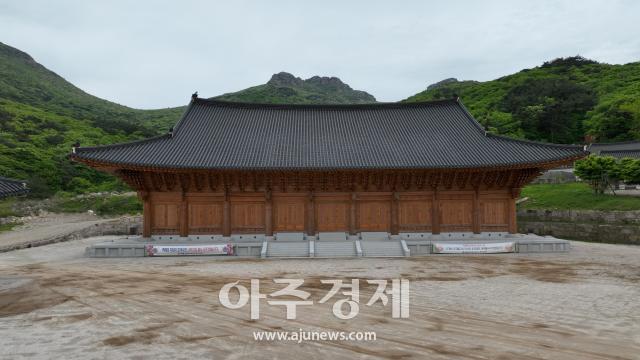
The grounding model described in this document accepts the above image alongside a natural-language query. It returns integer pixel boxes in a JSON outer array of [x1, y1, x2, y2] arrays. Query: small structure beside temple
[[587, 141, 640, 159], [0, 176, 29, 199], [71, 96, 586, 239]]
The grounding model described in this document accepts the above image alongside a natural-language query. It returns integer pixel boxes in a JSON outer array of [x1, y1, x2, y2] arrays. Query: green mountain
[[216, 72, 376, 104], [406, 56, 640, 144], [0, 41, 188, 196], [0, 43, 376, 196]]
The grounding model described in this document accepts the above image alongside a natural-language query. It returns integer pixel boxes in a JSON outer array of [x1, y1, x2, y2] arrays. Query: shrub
[[574, 155, 617, 194]]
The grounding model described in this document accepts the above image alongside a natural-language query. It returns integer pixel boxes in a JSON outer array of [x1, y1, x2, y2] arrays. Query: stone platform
[[86, 232, 570, 258]]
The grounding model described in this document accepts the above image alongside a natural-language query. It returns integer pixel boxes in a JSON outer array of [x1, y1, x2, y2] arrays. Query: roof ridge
[[74, 134, 171, 153], [600, 149, 640, 153], [73, 102, 197, 154], [590, 140, 640, 146], [455, 98, 487, 134], [193, 97, 459, 110], [487, 133, 586, 150], [168, 98, 196, 137]]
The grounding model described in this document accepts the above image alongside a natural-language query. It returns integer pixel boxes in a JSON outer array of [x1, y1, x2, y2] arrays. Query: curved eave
[[70, 150, 587, 173]]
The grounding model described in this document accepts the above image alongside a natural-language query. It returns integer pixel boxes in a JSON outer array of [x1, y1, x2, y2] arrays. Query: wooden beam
[[179, 192, 188, 237], [508, 189, 518, 234], [432, 188, 440, 234], [349, 193, 357, 235], [472, 187, 480, 234], [391, 192, 399, 235], [306, 191, 315, 235], [140, 191, 151, 238], [222, 189, 231, 236], [265, 190, 273, 236]]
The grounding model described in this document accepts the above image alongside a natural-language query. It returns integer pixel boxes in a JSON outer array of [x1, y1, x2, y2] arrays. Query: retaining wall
[[0, 216, 142, 252], [517, 209, 640, 244]]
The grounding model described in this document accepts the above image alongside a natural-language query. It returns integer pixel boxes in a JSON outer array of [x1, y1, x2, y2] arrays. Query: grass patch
[[0, 198, 19, 218], [48, 194, 142, 216], [0, 222, 21, 233], [520, 183, 640, 211]]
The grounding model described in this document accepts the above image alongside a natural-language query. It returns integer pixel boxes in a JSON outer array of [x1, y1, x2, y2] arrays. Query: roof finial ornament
[[72, 141, 80, 154], [192, 91, 198, 100]]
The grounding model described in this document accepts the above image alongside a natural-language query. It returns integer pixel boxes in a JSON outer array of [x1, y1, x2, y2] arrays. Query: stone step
[[315, 241, 357, 257], [267, 242, 309, 258], [360, 241, 404, 257]]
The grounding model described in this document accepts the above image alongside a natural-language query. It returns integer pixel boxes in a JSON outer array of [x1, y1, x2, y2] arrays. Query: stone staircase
[[360, 240, 405, 257], [266, 241, 309, 258], [315, 241, 357, 257]]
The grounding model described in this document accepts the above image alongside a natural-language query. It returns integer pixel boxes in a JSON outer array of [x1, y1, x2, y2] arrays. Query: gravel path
[[0, 237, 639, 359]]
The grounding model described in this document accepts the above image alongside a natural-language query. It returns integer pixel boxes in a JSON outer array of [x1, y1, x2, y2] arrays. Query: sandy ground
[[0, 213, 114, 250], [0, 238, 639, 359]]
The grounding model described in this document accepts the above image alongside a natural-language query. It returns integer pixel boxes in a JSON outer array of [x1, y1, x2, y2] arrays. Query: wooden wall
[[143, 189, 514, 237]]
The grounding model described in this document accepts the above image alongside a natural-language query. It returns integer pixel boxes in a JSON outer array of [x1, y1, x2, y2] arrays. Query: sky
[[1, 0, 639, 109]]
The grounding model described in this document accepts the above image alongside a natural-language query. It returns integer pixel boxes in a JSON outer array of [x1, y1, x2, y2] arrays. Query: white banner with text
[[432, 242, 515, 254], [146, 244, 234, 256]]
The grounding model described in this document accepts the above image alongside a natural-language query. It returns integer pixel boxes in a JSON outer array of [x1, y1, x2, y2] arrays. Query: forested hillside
[[406, 56, 640, 144], [0, 42, 376, 196], [0, 42, 188, 196]]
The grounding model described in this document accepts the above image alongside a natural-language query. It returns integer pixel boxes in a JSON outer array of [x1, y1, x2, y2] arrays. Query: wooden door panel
[[357, 201, 391, 231], [315, 202, 349, 232], [189, 202, 223, 233], [273, 197, 306, 232], [231, 201, 265, 233], [152, 203, 179, 234], [439, 200, 473, 232], [398, 200, 432, 231], [480, 199, 509, 231]]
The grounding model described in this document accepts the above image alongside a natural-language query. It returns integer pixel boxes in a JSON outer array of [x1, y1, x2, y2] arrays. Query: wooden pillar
[[472, 187, 481, 234], [349, 193, 357, 235], [223, 189, 231, 236], [431, 188, 440, 234], [179, 192, 189, 237], [306, 191, 315, 236], [140, 191, 151, 238], [390, 192, 399, 235], [508, 188, 519, 234], [265, 190, 273, 236]]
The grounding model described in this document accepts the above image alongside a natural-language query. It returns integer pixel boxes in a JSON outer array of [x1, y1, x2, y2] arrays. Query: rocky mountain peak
[[267, 72, 304, 87], [426, 78, 459, 91]]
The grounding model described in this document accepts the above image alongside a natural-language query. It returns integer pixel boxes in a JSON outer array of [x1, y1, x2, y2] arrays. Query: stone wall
[[517, 209, 640, 244], [0, 216, 142, 253]]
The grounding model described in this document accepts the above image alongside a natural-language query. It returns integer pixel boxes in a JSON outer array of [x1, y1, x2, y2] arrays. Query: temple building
[[71, 96, 586, 238]]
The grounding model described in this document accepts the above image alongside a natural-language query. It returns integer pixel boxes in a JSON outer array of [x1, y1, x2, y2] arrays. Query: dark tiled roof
[[588, 141, 640, 154], [599, 150, 640, 159], [72, 98, 587, 170], [0, 177, 28, 199]]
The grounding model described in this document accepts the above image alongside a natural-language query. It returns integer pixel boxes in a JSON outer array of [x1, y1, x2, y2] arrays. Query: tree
[[618, 158, 640, 184], [574, 155, 618, 194], [501, 78, 597, 143]]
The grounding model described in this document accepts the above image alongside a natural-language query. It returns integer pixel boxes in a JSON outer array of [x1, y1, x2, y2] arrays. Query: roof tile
[[72, 98, 586, 170]]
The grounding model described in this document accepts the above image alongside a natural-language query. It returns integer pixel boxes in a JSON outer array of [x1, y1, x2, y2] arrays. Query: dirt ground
[[0, 237, 639, 359]]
